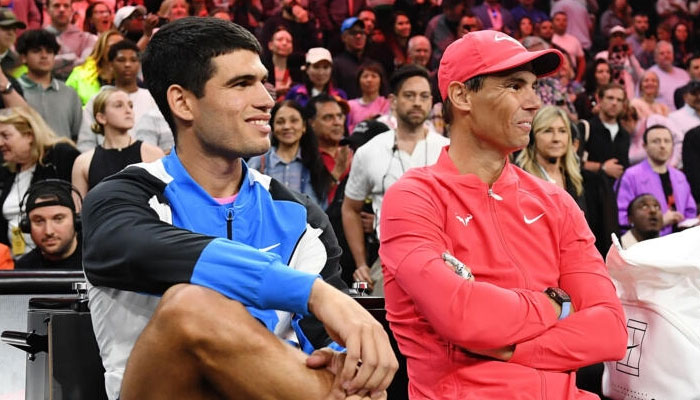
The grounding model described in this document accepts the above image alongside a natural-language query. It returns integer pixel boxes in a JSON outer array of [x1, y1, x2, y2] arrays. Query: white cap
[[305, 47, 332, 65], [114, 5, 146, 29], [609, 25, 627, 36]]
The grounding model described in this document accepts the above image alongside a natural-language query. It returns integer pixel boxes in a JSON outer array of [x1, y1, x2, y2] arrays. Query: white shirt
[[76, 87, 159, 152], [344, 129, 449, 238]]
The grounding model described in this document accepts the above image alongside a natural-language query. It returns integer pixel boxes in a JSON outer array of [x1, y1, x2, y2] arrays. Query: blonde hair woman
[[0, 107, 79, 256], [516, 105, 585, 210], [66, 30, 125, 106], [72, 88, 164, 197]]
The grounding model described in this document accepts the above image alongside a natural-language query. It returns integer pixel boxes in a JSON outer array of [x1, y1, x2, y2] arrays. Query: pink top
[[347, 96, 392, 133]]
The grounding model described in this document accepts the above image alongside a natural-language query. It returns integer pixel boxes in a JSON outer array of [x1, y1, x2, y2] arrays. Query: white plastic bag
[[602, 227, 700, 400]]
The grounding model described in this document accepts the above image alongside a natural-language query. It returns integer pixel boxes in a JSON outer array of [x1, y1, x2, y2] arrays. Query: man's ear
[[19, 54, 26, 64], [167, 84, 194, 125], [447, 81, 471, 114]]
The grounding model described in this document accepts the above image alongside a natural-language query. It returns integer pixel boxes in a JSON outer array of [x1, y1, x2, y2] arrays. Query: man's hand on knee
[[307, 280, 398, 399]]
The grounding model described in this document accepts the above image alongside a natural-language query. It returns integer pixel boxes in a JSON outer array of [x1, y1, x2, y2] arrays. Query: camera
[[612, 44, 629, 53]]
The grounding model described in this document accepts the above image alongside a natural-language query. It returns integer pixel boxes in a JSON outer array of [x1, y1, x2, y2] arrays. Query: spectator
[[81, 18, 396, 399], [14, 179, 82, 269], [536, 18, 554, 44], [617, 125, 696, 236], [385, 11, 411, 68], [551, 11, 585, 82], [45, 0, 97, 80], [77, 39, 159, 152], [262, 28, 304, 101], [333, 17, 393, 99], [619, 193, 662, 249], [3, 2, 39, 38], [516, 105, 585, 209], [83, 1, 114, 35], [0, 106, 79, 258], [209, 7, 231, 20], [456, 12, 483, 38], [599, 0, 632, 39], [671, 21, 694, 68], [307, 93, 352, 206], [683, 125, 700, 205], [72, 88, 163, 196], [286, 47, 346, 107], [310, 0, 365, 51], [535, 51, 580, 121], [248, 100, 332, 208], [550, 0, 592, 51], [514, 15, 534, 41], [16, 29, 82, 141], [425, 0, 467, 70], [343, 64, 447, 295], [661, 80, 700, 167], [394, 0, 441, 38], [595, 25, 644, 101], [347, 61, 390, 132], [673, 53, 700, 109], [258, 0, 321, 54], [648, 40, 690, 110], [379, 29, 626, 398], [656, 22, 672, 43], [356, 6, 375, 37], [625, 12, 652, 67], [157, 0, 191, 23], [0, 8, 26, 74], [406, 35, 431, 69], [574, 58, 611, 121], [472, 0, 515, 35], [582, 83, 630, 255], [114, 5, 148, 44], [65, 30, 123, 106], [628, 71, 670, 164], [510, 0, 548, 27]]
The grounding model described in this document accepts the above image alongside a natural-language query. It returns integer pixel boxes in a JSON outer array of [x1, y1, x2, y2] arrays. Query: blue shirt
[[248, 147, 323, 207]]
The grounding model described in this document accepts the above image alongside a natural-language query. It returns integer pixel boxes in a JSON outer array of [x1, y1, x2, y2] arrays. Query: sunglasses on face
[[462, 24, 477, 31]]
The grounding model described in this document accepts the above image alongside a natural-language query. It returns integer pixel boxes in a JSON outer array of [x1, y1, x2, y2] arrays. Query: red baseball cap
[[438, 30, 564, 100]]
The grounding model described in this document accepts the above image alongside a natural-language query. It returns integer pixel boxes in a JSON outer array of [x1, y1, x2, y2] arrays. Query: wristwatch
[[545, 287, 571, 320], [1, 81, 13, 95]]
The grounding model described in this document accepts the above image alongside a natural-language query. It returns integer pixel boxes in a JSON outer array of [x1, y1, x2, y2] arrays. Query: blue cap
[[340, 17, 364, 33]]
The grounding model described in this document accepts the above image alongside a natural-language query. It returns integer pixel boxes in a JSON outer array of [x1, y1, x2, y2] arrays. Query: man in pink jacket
[[379, 30, 628, 399]]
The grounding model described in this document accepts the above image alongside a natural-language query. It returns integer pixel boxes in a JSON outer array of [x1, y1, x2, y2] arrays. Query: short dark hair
[[107, 39, 139, 62], [389, 64, 429, 95], [15, 29, 60, 55], [642, 124, 672, 145], [356, 60, 386, 95], [443, 75, 484, 125], [142, 17, 262, 139], [597, 82, 626, 100], [627, 193, 657, 220], [306, 93, 342, 120]]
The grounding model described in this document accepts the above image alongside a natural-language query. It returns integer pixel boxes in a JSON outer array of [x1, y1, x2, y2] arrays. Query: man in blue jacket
[[82, 17, 397, 400]]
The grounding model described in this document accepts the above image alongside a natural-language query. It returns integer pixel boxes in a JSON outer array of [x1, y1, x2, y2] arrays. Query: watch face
[[546, 287, 571, 303]]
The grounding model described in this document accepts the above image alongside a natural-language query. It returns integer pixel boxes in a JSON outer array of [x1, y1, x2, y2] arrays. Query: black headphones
[[19, 179, 83, 234]]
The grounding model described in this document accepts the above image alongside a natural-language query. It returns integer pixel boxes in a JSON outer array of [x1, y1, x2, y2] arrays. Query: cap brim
[[482, 48, 564, 79], [0, 21, 26, 29]]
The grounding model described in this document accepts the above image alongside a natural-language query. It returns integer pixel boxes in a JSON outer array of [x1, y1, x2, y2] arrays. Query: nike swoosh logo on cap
[[523, 213, 545, 225], [259, 243, 281, 252], [494, 33, 524, 48]]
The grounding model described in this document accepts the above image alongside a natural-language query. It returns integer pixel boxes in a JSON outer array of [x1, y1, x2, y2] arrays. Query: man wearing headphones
[[15, 179, 82, 270]]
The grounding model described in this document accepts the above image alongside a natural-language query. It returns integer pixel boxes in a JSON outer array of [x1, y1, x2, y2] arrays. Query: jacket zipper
[[226, 208, 233, 240], [487, 188, 531, 287]]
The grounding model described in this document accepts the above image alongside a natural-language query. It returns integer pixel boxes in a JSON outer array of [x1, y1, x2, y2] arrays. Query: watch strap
[[559, 300, 571, 320]]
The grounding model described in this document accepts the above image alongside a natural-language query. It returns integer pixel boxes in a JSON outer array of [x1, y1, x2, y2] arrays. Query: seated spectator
[[248, 100, 332, 208], [257, 0, 321, 54], [657, 80, 700, 167], [0, 8, 26, 75], [647, 40, 690, 111], [77, 39, 159, 152], [599, 0, 632, 39], [114, 5, 156, 48], [551, 11, 585, 82], [307, 94, 352, 206], [472, 0, 515, 35], [72, 88, 164, 196], [347, 61, 390, 132], [261, 27, 303, 101], [0, 106, 79, 258], [14, 179, 82, 269], [65, 30, 124, 106], [683, 125, 700, 205], [617, 125, 697, 236], [45, 0, 97, 80], [16, 29, 82, 141], [514, 16, 534, 42], [628, 70, 670, 165], [385, 11, 411, 68], [575, 59, 611, 121], [673, 53, 700, 109], [671, 21, 694, 68], [286, 47, 346, 107], [625, 12, 654, 69], [595, 26, 644, 101], [406, 35, 431, 70], [550, 0, 592, 52], [425, 0, 466, 70], [619, 193, 662, 249], [517, 105, 585, 210], [157, 0, 191, 23], [535, 52, 580, 122], [83, 1, 114, 35], [209, 7, 231, 20]]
